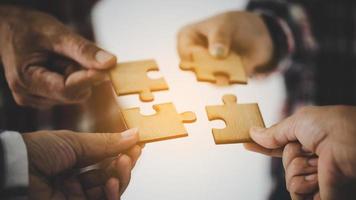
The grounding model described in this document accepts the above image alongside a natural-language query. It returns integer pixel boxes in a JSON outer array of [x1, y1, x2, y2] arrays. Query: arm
[[177, 0, 317, 75]]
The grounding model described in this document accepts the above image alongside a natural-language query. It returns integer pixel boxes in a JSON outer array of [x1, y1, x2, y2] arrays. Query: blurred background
[[92, 0, 286, 199]]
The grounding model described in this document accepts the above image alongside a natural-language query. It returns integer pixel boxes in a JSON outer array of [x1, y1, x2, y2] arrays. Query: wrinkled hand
[[177, 11, 273, 74], [22, 129, 141, 200], [245, 106, 356, 200], [0, 6, 117, 108]]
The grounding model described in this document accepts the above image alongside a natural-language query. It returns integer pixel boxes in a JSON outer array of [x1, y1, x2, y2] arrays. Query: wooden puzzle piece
[[109, 59, 169, 102], [206, 94, 265, 144], [122, 103, 196, 143], [180, 49, 247, 85]]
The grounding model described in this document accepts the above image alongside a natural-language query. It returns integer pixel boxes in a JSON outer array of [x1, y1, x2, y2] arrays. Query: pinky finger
[[105, 177, 120, 200], [313, 192, 321, 200]]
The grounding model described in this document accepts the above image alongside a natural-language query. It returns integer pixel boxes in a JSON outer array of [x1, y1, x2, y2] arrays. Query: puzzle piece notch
[[206, 94, 265, 144], [109, 59, 169, 102], [122, 103, 197, 143], [180, 49, 247, 85]]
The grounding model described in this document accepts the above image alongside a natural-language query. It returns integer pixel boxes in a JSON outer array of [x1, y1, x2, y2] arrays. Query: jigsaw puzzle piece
[[110, 59, 169, 102], [180, 49, 247, 85], [122, 103, 197, 143], [206, 94, 265, 144]]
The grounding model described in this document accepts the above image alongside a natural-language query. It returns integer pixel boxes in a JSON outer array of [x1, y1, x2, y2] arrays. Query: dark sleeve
[[0, 132, 4, 191]]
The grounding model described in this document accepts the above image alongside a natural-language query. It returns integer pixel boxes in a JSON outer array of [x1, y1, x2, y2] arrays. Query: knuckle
[[13, 94, 28, 106], [289, 157, 306, 175], [76, 38, 97, 57], [287, 177, 300, 193], [8, 78, 23, 93], [177, 24, 195, 39], [283, 144, 294, 161]]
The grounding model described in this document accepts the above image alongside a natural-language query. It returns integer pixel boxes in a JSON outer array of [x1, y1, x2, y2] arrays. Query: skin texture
[[177, 11, 273, 75], [0, 6, 117, 109], [22, 128, 142, 200], [245, 106, 356, 200]]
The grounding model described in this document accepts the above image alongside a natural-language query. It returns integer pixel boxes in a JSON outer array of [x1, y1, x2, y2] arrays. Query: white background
[[93, 1, 286, 199]]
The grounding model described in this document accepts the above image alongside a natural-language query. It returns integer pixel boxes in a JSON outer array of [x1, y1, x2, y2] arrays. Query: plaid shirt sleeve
[[247, 0, 318, 68]]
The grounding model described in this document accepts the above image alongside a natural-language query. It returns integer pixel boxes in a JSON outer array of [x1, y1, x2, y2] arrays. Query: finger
[[124, 145, 142, 168], [25, 66, 92, 104], [65, 69, 108, 89], [70, 128, 139, 166], [25, 66, 66, 98], [85, 186, 107, 200], [177, 25, 207, 61], [63, 70, 108, 102], [290, 193, 307, 200], [207, 27, 232, 58], [249, 115, 298, 149], [115, 155, 132, 195], [62, 176, 87, 199], [243, 143, 283, 157], [105, 177, 120, 200], [283, 143, 317, 171], [313, 192, 321, 200], [54, 32, 117, 70], [287, 173, 318, 195]]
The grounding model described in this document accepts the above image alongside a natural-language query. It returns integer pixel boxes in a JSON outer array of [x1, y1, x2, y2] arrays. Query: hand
[[0, 6, 117, 108], [22, 128, 141, 200], [245, 106, 356, 200], [177, 11, 273, 74]]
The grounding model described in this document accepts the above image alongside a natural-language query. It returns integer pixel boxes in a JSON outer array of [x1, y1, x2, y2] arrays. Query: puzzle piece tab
[[206, 94, 265, 144], [180, 49, 247, 85], [122, 103, 196, 143], [110, 59, 169, 102]]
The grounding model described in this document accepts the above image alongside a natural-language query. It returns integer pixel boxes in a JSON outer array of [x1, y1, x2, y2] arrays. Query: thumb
[[249, 116, 298, 149], [207, 28, 231, 58], [73, 128, 139, 166], [54, 33, 117, 70]]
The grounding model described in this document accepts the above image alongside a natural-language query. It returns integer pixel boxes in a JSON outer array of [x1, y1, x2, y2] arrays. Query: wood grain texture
[[109, 59, 169, 102], [180, 49, 247, 85], [206, 94, 265, 144], [122, 103, 196, 143]]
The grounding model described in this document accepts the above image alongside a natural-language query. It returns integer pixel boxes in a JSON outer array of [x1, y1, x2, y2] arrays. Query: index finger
[[63, 69, 108, 102], [177, 25, 206, 61]]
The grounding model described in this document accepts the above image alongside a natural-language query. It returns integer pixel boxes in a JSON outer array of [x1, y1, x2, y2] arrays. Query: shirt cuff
[[0, 131, 28, 195]]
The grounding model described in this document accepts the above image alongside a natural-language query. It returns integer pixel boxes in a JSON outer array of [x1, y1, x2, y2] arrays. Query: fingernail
[[121, 128, 138, 139], [95, 50, 115, 64], [308, 158, 318, 167], [209, 43, 228, 58], [305, 174, 317, 181]]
